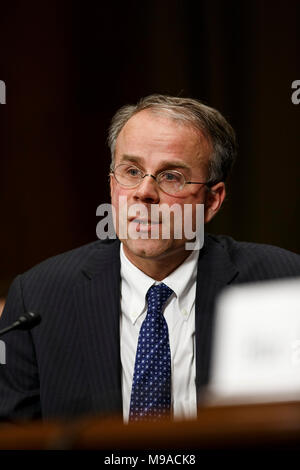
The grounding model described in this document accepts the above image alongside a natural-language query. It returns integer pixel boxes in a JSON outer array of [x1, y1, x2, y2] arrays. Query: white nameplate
[[208, 277, 300, 404]]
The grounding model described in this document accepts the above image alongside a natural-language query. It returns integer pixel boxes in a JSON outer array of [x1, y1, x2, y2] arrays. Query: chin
[[122, 238, 176, 260]]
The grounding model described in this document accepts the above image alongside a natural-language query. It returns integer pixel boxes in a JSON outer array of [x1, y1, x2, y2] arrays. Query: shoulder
[[207, 233, 300, 261], [17, 239, 120, 297], [0, 239, 120, 323], [205, 234, 300, 281], [24, 239, 118, 277]]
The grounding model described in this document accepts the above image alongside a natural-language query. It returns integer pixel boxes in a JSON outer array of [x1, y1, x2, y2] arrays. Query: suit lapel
[[195, 235, 239, 404], [74, 240, 122, 417]]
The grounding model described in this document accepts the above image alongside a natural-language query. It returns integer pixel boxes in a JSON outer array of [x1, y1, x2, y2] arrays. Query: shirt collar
[[120, 244, 199, 324], [120, 244, 155, 324], [162, 247, 199, 314]]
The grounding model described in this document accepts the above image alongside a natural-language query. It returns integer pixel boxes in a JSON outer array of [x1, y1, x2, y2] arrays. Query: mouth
[[129, 218, 161, 233]]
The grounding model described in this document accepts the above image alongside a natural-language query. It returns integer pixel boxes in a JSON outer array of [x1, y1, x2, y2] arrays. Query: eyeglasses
[[111, 163, 214, 196]]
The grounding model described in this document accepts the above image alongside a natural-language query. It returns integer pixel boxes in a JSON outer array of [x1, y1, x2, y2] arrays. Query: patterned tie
[[129, 283, 174, 421]]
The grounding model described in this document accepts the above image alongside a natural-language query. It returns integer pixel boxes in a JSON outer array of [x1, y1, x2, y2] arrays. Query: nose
[[133, 174, 160, 204]]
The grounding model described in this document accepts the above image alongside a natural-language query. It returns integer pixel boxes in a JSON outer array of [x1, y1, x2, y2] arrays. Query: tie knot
[[146, 283, 173, 313]]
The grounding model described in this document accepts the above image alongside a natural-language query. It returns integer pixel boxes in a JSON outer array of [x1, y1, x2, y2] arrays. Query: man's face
[[110, 110, 225, 266]]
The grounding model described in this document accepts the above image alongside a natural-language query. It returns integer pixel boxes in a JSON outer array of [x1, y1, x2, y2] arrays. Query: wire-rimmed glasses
[[111, 163, 214, 196]]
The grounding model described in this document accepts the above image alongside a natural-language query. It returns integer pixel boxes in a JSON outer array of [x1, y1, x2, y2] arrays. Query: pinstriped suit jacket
[[0, 234, 299, 421]]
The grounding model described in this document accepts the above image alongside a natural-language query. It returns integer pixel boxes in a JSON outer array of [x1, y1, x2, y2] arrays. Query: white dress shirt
[[120, 243, 199, 422]]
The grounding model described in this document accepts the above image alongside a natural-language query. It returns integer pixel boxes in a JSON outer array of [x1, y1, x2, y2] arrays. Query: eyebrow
[[119, 154, 191, 171]]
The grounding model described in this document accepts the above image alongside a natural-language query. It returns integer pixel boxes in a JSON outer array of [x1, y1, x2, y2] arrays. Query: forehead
[[115, 110, 212, 167]]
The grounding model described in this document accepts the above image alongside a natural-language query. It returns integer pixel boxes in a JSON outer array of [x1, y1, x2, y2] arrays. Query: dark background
[[0, 0, 299, 296]]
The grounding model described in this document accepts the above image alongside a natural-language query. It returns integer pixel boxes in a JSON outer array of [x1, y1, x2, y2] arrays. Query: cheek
[[189, 186, 207, 202], [111, 181, 128, 206]]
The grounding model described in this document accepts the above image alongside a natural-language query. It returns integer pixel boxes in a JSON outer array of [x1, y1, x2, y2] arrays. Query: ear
[[204, 182, 226, 223], [110, 173, 114, 199]]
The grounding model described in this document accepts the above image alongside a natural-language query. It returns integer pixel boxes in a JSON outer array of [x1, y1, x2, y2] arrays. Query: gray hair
[[108, 94, 237, 184]]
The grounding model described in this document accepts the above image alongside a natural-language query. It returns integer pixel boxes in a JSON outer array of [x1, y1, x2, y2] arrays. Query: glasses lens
[[114, 164, 142, 187], [158, 171, 185, 195]]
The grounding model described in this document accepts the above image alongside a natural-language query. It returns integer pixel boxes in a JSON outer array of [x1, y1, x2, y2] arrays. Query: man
[[0, 299, 5, 317], [0, 95, 299, 422]]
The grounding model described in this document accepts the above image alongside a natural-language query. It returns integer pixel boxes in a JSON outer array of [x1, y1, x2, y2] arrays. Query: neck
[[122, 245, 191, 281]]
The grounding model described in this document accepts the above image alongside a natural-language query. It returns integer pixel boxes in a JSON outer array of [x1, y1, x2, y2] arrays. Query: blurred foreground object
[[208, 277, 300, 404], [0, 402, 300, 450]]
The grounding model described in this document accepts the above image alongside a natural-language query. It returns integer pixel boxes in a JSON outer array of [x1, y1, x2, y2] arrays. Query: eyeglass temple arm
[[186, 180, 218, 187]]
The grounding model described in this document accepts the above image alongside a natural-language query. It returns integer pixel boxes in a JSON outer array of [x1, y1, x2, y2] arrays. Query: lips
[[130, 218, 160, 224], [129, 218, 161, 233]]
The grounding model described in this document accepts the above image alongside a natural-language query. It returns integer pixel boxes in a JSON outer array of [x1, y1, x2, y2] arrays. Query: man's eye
[[162, 172, 180, 182], [126, 167, 140, 177]]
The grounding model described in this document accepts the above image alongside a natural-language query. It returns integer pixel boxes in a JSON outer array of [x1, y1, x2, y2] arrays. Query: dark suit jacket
[[0, 234, 299, 421]]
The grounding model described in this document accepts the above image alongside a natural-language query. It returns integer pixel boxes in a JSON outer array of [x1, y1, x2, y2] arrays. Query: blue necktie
[[129, 283, 174, 421]]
